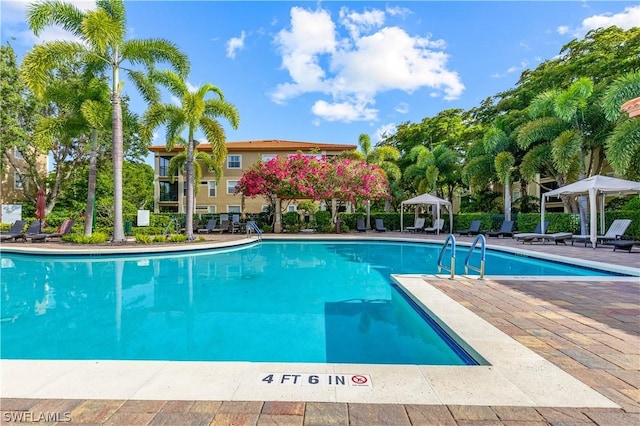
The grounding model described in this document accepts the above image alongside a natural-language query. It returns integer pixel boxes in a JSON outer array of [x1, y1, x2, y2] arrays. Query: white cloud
[[580, 5, 640, 32], [271, 5, 464, 123], [226, 30, 246, 59], [561, 5, 640, 37], [1, 0, 95, 47], [374, 123, 397, 142], [395, 102, 409, 114], [311, 99, 378, 122]]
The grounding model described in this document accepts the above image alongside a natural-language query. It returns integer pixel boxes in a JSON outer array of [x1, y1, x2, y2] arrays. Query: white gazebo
[[542, 175, 640, 248], [400, 193, 453, 234]]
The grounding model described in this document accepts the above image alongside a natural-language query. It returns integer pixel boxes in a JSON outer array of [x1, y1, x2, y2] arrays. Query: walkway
[[1, 232, 638, 425]]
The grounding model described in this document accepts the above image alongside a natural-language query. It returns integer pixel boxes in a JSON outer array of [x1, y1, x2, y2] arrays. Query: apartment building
[[1, 147, 48, 206], [149, 139, 357, 214]]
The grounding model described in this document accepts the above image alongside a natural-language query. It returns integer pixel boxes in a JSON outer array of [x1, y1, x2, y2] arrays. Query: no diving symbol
[[351, 375, 368, 385]]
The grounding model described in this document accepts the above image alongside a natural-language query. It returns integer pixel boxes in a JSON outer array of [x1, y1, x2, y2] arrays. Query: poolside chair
[[27, 219, 74, 242], [423, 218, 445, 234], [486, 220, 515, 238], [603, 238, 640, 253], [457, 220, 481, 236], [196, 219, 217, 234], [518, 232, 573, 245], [513, 221, 550, 243], [211, 219, 230, 233], [356, 218, 367, 232], [0, 220, 27, 242], [571, 219, 632, 247], [405, 217, 425, 233], [374, 219, 387, 232], [4, 221, 42, 242]]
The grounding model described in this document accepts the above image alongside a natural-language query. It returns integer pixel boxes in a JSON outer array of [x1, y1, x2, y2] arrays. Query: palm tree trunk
[[185, 139, 195, 240], [111, 90, 125, 242], [504, 178, 512, 222], [84, 128, 99, 236]]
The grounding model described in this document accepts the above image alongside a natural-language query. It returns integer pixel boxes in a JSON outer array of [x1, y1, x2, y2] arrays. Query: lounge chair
[[374, 219, 387, 232], [424, 218, 445, 234], [457, 220, 481, 236], [197, 219, 217, 234], [486, 220, 515, 238], [513, 221, 550, 243], [356, 219, 367, 232], [28, 219, 74, 242], [518, 232, 573, 245], [571, 219, 632, 247], [0, 220, 27, 242], [406, 217, 425, 233], [4, 221, 43, 242], [603, 238, 639, 252], [211, 219, 230, 233]]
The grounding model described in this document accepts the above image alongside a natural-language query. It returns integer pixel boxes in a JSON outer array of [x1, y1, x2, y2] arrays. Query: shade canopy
[[541, 175, 640, 248], [400, 193, 453, 234]]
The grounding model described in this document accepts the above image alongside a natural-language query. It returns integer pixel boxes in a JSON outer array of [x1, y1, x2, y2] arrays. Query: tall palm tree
[[602, 71, 640, 180], [141, 70, 239, 240], [357, 133, 400, 216], [22, 0, 189, 242]]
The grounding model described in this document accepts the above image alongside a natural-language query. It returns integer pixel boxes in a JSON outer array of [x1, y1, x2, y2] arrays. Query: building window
[[159, 156, 171, 177], [14, 147, 23, 159], [227, 205, 241, 213], [287, 205, 297, 212], [159, 181, 178, 201], [208, 206, 217, 213], [227, 154, 241, 169], [208, 181, 217, 197], [159, 205, 178, 213], [14, 173, 24, 190], [261, 205, 270, 213], [195, 205, 209, 212], [513, 190, 521, 201], [227, 179, 238, 194], [288, 153, 324, 160], [261, 154, 277, 162]]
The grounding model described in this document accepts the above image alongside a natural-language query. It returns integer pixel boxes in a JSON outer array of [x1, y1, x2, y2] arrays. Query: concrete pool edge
[[0, 275, 619, 408]]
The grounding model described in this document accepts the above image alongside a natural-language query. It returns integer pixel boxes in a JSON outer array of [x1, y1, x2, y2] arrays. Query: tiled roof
[[149, 139, 357, 153]]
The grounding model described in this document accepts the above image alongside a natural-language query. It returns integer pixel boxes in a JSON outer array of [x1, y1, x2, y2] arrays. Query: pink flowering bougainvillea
[[235, 154, 389, 207]]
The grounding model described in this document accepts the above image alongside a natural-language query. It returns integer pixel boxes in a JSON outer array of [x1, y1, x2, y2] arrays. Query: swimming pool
[[0, 240, 622, 365]]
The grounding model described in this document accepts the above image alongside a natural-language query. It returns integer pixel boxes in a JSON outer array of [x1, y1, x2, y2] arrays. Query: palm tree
[[22, 0, 189, 242], [483, 127, 515, 221], [602, 71, 640, 180], [141, 70, 239, 240], [166, 149, 218, 196], [518, 77, 604, 233]]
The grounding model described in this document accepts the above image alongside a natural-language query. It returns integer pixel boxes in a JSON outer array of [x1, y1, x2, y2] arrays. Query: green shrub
[[153, 235, 167, 243], [62, 231, 109, 244], [282, 211, 299, 226], [169, 234, 187, 242], [135, 234, 153, 244]]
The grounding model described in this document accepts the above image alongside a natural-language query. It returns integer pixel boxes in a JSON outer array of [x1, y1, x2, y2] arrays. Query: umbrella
[[35, 187, 46, 233]]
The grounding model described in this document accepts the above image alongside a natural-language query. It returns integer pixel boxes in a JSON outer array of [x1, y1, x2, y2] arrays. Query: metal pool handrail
[[465, 234, 486, 279], [246, 221, 263, 241], [437, 233, 456, 279]]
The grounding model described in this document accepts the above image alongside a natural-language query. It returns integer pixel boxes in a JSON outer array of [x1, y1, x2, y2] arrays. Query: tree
[[165, 149, 218, 196], [141, 70, 239, 240], [602, 71, 640, 180], [23, 0, 189, 242], [0, 43, 47, 203]]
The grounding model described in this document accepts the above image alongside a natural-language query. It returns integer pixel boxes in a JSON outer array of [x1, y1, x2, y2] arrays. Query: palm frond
[[516, 116, 567, 149], [494, 152, 515, 185], [122, 39, 190, 77], [605, 118, 640, 177], [551, 130, 582, 174], [20, 41, 87, 96], [82, 9, 124, 52], [602, 71, 640, 121], [520, 143, 552, 180], [27, 0, 84, 37], [204, 99, 240, 129]]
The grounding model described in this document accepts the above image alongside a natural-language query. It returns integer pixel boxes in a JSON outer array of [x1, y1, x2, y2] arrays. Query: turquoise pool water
[[0, 241, 619, 365]]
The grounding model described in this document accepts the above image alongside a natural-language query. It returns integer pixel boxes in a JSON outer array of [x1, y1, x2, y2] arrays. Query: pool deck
[[1, 232, 638, 425]]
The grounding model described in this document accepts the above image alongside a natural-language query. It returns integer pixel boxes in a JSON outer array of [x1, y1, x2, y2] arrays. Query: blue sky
[[2, 1, 639, 150]]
